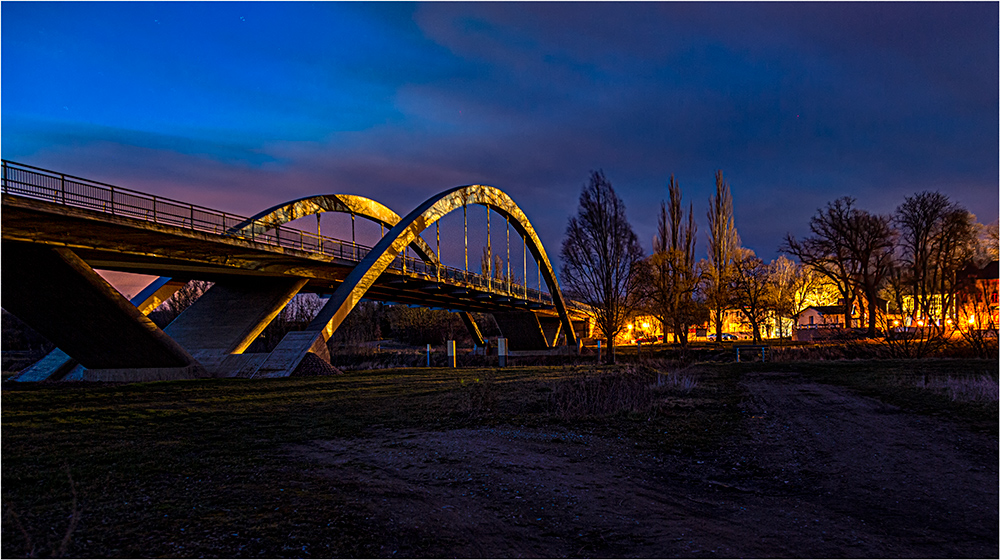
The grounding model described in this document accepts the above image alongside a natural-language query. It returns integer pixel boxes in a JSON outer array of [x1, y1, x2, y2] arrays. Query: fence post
[[597, 340, 602, 363], [447, 340, 456, 368], [497, 337, 507, 368], [426, 344, 432, 367]]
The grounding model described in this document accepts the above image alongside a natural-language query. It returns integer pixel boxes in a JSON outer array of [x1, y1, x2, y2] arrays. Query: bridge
[[1, 161, 590, 382]]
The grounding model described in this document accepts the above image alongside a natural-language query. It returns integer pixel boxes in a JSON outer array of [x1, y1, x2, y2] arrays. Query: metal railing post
[[60, 174, 66, 205]]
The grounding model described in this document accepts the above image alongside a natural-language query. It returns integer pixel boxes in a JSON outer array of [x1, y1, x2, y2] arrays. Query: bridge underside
[[1, 243, 206, 381], [2, 179, 587, 382]]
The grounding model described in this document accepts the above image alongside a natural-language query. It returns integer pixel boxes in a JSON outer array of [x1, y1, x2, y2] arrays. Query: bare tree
[[971, 219, 999, 266], [705, 170, 740, 343], [768, 255, 801, 338], [783, 198, 860, 330], [561, 170, 646, 363], [645, 176, 701, 347], [480, 247, 506, 283], [775, 259, 833, 337], [895, 191, 976, 334], [730, 248, 772, 342], [149, 280, 213, 326], [845, 208, 895, 335]]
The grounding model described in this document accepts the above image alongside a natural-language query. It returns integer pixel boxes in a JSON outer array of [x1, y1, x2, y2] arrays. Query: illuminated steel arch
[[232, 194, 439, 263], [305, 184, 577, 347], [233, 193, 487, 346]]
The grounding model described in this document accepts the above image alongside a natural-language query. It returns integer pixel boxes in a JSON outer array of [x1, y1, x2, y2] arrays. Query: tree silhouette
[[561, 171, 645, 363], [646, 175, 701, 347], [894, 191, 976, 334], [705, 171, 740, 343], [783, 198, 861, 330], [730, 248, 771, 343]]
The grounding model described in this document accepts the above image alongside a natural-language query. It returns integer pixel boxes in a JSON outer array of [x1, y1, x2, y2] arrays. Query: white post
[[497, 337, 507, 367], [447, 340, 456, 368]]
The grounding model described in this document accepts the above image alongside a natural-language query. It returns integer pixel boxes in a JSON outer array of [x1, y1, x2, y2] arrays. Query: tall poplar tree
[[705, 171, 740, 343], [647, 176, 700, 347]]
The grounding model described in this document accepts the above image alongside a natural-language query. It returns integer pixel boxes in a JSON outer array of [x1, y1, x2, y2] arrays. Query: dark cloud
[[2, 2, 996, 271]]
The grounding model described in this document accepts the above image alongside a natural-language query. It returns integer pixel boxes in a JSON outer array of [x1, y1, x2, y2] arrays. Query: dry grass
[[912, 374, 999, 403], [3, 358, 992, 557]]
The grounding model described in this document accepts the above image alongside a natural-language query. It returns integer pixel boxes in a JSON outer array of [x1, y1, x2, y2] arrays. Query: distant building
[[795, 295, 887, 336], [955, 260, 999, 329], [798, 305, 849, 329]]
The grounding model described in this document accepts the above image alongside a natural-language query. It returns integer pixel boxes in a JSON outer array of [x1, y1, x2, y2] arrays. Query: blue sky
[[3, 2, 997, 274]]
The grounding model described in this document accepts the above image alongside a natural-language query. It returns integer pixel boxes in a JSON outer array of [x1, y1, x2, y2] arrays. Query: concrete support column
[[492, 311, 550, 350], [538, 316, 564, 348], [1, 242, 204, 380], [11, 276, 186, 381], [164, 277, 308, 375], [459, 311, 487, 347]]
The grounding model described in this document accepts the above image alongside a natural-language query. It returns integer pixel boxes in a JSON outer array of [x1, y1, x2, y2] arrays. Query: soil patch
[[289, 370, 998, 558]]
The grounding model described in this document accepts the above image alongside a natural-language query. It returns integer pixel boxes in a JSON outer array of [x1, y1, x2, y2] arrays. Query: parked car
[[707, 333, 738, 341]]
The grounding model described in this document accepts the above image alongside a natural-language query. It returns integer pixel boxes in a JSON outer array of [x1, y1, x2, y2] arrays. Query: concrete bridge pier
[[459, 312, 488, 347], [163, 277, 309, 377], [537, 316, 564, 347], [492, 311, 552, 350], [1, 242, 206, 381], [11, 276, 187, 381]]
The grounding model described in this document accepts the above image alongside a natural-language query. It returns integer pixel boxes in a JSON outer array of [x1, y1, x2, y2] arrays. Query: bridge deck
[[2, 193, 577, 317]]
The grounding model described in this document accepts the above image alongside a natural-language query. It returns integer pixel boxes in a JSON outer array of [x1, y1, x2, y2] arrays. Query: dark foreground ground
[[2, 359, 997, 558]]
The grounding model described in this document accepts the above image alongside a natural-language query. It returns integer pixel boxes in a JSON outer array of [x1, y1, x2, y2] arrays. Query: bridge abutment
[[1, 242, 206, 380]]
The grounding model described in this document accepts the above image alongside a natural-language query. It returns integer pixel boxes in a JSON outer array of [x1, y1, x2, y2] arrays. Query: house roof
[[982, 260, 999, 280], [958, 260, 999, 281], [807, 305, 845, 315]]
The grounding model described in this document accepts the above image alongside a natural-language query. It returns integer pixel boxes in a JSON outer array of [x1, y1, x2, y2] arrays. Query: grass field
[[2, 358, 996, 557]]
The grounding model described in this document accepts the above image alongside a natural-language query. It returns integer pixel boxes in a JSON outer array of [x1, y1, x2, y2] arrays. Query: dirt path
[[289, 370, 998, 558]]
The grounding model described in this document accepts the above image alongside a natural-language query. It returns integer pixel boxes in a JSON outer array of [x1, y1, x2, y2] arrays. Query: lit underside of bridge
[[1, 161, 590, 381]]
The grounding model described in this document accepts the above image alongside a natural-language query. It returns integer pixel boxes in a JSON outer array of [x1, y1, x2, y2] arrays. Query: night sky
[[3, 2, 997, 277]]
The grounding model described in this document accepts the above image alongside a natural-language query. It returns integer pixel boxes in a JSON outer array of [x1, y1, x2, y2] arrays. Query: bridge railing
[[1, 160, 555, 305]]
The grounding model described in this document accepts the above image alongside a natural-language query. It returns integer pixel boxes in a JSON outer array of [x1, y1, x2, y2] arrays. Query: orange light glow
[[968, 315, 976, 325]]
